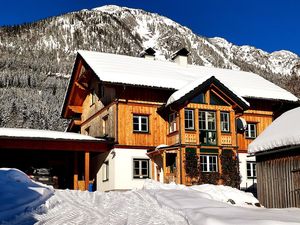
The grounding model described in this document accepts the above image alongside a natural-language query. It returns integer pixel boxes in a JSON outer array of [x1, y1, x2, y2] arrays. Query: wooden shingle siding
[[257, 151, 300, 208]]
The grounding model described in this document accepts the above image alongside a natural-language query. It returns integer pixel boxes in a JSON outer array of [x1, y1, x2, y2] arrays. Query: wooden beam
[[75, 81, 87, 91], [68, 105, 83, 114], [162, 151, 166, 183], [85, 151, 90, 190], [74, 152, 78, 190]]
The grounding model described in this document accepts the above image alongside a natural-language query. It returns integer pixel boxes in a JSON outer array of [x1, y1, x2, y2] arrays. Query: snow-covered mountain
[[0, 5, 299, 130]]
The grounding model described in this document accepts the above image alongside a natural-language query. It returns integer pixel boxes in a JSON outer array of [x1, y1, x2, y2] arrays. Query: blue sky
[[1, 0, 299, 55]]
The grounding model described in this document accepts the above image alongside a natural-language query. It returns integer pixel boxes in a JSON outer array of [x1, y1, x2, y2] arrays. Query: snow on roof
[[249, 107, 300, 154], [166, 75, 249, 107], [78, 50, 298, 102], [0, 128, 101, 141]]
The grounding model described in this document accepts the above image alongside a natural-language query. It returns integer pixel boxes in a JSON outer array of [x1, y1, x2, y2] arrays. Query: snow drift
[[0, 168, 53, 222], [1, 170, 300, 225]]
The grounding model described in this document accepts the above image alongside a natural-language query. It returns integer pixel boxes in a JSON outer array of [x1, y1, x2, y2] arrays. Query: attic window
[[210, 92, 228, 106], [191, 93, 205, 104]]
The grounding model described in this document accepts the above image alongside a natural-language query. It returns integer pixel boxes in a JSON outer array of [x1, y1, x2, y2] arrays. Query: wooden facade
[[62, 52, 299, 190], [256, 149, 300, 208]]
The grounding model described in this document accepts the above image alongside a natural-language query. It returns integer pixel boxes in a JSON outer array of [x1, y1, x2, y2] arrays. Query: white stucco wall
[[239, 153, 257, 190], [96, 148, 150, 191]]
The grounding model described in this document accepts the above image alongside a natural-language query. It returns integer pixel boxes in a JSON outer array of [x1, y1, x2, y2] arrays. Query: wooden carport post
[[74, 152, 78, 190], [85, 151, 90, 190]]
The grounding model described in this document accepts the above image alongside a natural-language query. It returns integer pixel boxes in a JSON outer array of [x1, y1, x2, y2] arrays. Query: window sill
[[221, 131, 231, 134], [133, 131, 150, 134], [185, 129, 196, 132], [245, 137, 256, 140], [168, 131, 178, 136], [102, 179, 109, 182], [133, 177, 149, 179]]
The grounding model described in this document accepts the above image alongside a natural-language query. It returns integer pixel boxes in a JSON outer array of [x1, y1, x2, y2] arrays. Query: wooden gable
[[159, 76, 249, 115], [62, 55, 97, 119]]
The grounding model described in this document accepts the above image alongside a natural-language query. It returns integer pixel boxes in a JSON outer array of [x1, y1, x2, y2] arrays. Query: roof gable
[[163, 76, 249, 112]]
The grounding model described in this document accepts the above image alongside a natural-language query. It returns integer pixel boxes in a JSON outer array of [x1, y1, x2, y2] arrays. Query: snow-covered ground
[[1, 169, 300, 225]]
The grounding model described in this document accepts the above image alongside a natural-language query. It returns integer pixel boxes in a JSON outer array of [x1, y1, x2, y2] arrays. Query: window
[[200, 155, 218, 172], [102, 161, 109, 181], [199, 111, 217, 145], [169, 113, 177, 133], [91, 89, 97, 105], [85, 127, 90, 136], [199, 111, 216, 131], [102, 115, 108, 136], [133, 115, 149, 133], [185, 109, 194, 130], [210, 92, 229, 106], [245, 123, 257, 138], [220, 112, 230, 132], [247, 161, 256, 178], [133, 159, 149, 178], [191, 93, 205, 104]]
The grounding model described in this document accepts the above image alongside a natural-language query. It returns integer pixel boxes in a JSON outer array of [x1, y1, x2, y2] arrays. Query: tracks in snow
[[34, 189, 188, 225]]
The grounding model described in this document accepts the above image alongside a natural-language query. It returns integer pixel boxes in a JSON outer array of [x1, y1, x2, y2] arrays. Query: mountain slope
[[0, 5, 299, 130]]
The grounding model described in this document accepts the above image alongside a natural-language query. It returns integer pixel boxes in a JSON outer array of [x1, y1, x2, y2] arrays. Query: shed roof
[[0, 128, 109, 152], [248, 107, 300, 154], [78, 50, 298, 102], [0, 128, 100, 141]]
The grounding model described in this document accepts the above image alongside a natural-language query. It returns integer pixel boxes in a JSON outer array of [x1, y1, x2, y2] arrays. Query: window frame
[[199, 111, 216, 131], [90, 89, 97, 106], [168, 112, 177, 134], [247, 161, 256, 179], [220, 111, 230, 133], [245, 123, 257, 139], [133, 115, 149, 133], [184, 109, 195, 130], [102, 161, 109, 182], [102, 115, 108, 136], [133, 158, 149, 179], [200, 155, 218, 172]]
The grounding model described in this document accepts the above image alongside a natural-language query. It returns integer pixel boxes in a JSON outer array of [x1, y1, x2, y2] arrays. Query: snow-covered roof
[[249, 107, 300, 154], [0, 128, 102, 141], [166, 75, 249, 107], [78, 50, 298, 102]]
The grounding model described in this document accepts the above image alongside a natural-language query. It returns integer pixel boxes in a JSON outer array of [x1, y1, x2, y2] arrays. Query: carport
[[0, 128, 111, 190]]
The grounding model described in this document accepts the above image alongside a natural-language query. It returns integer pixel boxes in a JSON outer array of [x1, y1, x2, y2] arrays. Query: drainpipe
[[178, 109, 183, 184]]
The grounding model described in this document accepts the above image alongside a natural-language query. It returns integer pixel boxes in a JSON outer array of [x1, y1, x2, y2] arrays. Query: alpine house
[[61, 48, 299, 191]]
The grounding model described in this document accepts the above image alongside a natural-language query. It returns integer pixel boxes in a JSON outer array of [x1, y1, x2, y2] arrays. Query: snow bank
[[2, 176, 300, 225], [190, 184, 260, 207], [249, 106, 300, 153], [0, 168, 53, 223], [143, 179, 259, 207]]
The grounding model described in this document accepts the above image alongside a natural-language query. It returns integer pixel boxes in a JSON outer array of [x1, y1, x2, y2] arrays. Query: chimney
[[139, 47, 156, 60], [171, 48, 190, 66]]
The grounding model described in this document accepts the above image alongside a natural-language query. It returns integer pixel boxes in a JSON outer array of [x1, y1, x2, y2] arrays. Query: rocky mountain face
[[0, 5, 299, 131]]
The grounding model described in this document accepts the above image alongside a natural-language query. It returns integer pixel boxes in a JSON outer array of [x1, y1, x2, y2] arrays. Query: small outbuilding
[[249, 107, 300, 208], [0, 128, 110, 190]]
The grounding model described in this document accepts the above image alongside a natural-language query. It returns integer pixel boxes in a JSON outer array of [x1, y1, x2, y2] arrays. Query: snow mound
[[144, 180, 259, 207], [0, 168, 54, 223], [190, 184, 260, 207]]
